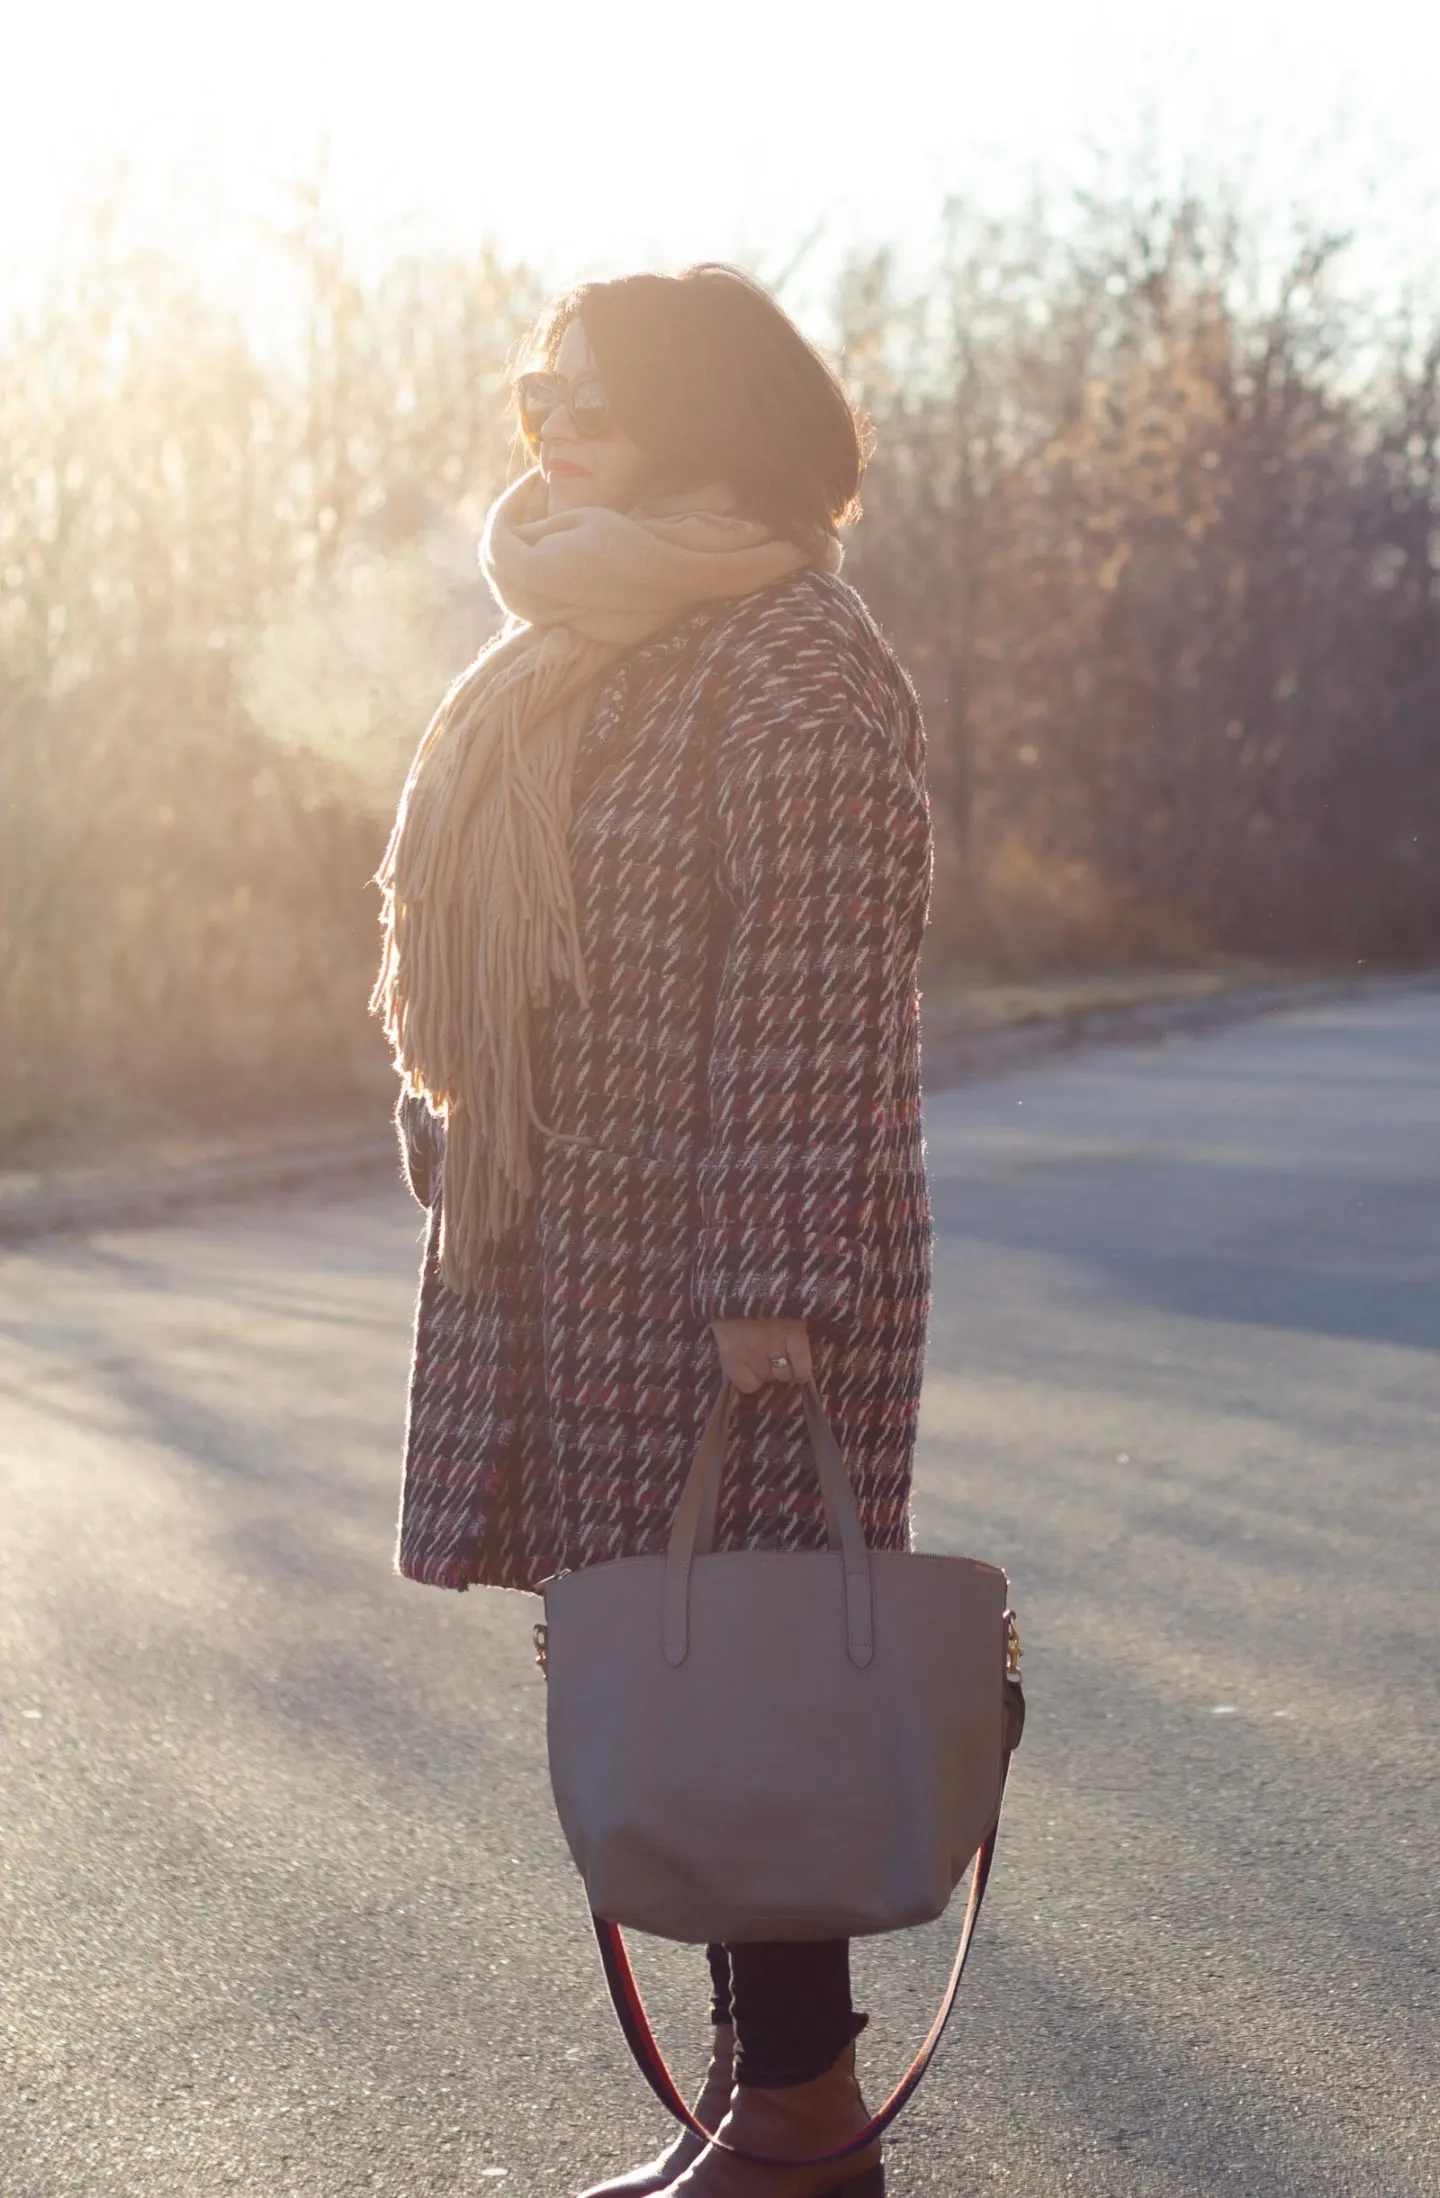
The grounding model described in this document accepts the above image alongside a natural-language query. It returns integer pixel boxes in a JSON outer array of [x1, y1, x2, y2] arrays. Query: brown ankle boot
[[661, 2041, 882, 2197], [577, 2024, 736, 2198]]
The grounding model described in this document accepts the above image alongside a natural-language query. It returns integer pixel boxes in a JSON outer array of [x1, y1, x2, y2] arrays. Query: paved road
[[2, 992, 1436, 2198]]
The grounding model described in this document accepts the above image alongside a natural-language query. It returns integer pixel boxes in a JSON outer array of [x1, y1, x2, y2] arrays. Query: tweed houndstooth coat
[[392, 565, 935, 1593]]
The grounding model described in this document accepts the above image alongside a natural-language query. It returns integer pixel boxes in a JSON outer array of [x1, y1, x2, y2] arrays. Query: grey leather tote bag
[[539, 1374, 1021, 1946]]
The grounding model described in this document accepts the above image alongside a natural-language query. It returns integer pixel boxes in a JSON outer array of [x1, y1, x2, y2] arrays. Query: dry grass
[[917, 958, 1328, 1044], [3, 958, 1344, 1198]]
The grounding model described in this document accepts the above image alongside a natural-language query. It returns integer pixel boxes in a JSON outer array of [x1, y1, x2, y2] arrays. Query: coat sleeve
[[688, 610, 933, 1327]]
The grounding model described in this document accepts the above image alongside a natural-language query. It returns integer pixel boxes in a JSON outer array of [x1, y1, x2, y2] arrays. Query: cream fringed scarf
[[372, 464, 843, 1296]]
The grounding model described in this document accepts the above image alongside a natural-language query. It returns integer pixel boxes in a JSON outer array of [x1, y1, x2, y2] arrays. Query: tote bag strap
[[591, 1763, 1013, 2171], [664, 1377, 874, 1669]]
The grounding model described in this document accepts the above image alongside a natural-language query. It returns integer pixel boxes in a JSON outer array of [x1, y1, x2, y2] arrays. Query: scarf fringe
[[372, 466, 839, 1295]]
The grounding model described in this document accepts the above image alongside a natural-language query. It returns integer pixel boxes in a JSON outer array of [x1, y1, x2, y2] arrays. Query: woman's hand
[[707, 1316, 812, 1395]]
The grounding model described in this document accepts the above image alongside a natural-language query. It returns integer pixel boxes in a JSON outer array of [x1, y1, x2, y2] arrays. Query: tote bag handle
[[663, 1376, 874, 1668]]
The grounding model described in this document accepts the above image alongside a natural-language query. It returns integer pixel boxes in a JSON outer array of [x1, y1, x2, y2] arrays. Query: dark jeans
[[706, 1940, 867, 2090]]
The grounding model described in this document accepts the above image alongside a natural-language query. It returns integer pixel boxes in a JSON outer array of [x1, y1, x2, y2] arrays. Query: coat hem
[[394, 1550, 545, 1598]]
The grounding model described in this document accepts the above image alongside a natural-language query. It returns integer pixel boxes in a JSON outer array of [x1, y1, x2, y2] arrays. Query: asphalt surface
[[2, 991, 1436, 2198]]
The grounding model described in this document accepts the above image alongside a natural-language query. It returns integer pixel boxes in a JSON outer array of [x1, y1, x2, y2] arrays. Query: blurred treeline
[[2, 180, 1437, 1151]]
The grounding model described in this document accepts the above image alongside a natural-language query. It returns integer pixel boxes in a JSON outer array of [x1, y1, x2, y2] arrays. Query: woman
[[374, 263, 934, 2198]]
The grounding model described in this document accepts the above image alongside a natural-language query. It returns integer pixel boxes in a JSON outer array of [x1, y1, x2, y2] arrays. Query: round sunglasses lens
[[518, 374, 556, 442], [570, 377, 609, 436]]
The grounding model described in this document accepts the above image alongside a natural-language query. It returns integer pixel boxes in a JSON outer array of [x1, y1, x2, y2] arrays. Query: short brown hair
[[513, 262, 872, 559]]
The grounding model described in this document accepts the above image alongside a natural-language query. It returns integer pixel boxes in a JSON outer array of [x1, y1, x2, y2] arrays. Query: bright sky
[[10, 0, 1440, 328]]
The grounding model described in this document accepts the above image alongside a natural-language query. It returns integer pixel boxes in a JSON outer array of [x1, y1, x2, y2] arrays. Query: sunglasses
[[515, 369, 612, 450]]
